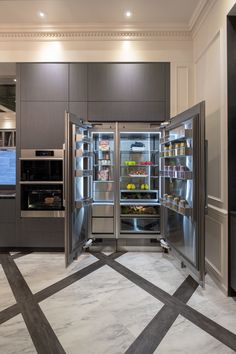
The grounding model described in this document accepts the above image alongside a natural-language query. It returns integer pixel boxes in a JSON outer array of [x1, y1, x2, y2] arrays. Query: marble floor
[[0, 251, 236, 354]]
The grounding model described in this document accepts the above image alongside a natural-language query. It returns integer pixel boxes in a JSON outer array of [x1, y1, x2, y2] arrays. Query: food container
[[169, 144, 173, 156], [173, 197, 180, 211], [167, 195, 173, 207], [179, 142, 186, 155], [179, 199, 186, 214], [179, 165, 186, 178], [164, 146, 169, 157], [162, 193, 168, 206], [175, 143, 181, 156], [168, 165, 174, 177]]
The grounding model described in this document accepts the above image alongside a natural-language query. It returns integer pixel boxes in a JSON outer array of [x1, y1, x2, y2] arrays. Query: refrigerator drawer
[[92, 204, 114, 217], [120, 217, 160, 233], [93, 191, 114, 201], [93, 182, 114, 192], [92, 217, 114, 233]]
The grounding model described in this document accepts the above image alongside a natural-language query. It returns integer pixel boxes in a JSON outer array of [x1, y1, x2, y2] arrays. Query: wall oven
[[20, 149, 64, 217]]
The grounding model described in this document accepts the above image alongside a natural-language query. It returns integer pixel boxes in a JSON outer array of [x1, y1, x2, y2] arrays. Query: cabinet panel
[[68, 102, 87, 120], [88, 101, 166, 122], [20, 63, 68, 101], [20, 101, 68, 149], [88, 63, 169, 102], [0, 223, 16, 247], [18, 218, 64, 248], [0, 199, 16, 222], [69, 64, 87, 101]]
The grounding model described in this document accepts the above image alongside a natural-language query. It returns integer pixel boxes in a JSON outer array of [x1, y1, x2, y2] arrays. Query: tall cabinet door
[[160, 102, 206, 285], [64, 112, 93, 266]]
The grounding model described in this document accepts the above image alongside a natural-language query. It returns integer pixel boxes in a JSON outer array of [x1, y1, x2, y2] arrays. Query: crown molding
[[190, 0, 218, 38], [0, 23, 192, 41]]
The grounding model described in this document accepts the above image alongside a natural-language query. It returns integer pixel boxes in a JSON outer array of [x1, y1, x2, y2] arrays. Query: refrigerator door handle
[[62, 143, 66, 208], [204, 140, 208, 213]]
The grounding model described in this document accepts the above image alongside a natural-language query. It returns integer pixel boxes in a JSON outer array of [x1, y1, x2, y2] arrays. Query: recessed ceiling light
[[13, 79, 17, 82], [125, 11, 132, 18], [38, 11, 45, 18]]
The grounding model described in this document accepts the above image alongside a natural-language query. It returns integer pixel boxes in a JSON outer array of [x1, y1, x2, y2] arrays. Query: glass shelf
[[120, 189, 158, 193], [120, 150, 158, 153], [93, 180, 114, 183], [120, 164, 158, 167], [121, 175, 149, 178]]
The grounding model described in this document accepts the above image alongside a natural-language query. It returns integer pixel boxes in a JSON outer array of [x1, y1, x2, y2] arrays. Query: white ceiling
[[0, 0, 204, 28]]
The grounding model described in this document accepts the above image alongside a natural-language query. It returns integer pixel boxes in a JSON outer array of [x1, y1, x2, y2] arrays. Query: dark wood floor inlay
[[0, 253, 66, 354], [93, 252, 236, 352], [0, 303, 20, 325], [125, 276, 198, 354]]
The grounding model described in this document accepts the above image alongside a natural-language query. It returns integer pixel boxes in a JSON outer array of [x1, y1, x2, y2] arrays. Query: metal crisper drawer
[[92, 217, 114, 233], [92, 204, 114, 217]]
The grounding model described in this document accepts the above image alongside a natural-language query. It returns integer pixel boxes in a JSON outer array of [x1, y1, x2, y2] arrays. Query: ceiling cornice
[[0, 0, 215, 43], [0, 28, 191, 41], [189, 0, 218, 38]]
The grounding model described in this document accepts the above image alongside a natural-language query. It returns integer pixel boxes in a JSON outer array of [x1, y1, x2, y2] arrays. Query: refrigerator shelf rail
[[160, 171, 192, 180]]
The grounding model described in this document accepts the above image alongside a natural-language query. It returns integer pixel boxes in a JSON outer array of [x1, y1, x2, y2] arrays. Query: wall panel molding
[[176, 66, 189, 113], [205, 205, 228, 293]]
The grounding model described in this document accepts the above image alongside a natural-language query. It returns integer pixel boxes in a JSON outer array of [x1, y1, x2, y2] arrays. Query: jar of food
[[167, 195, 173, 207], [164, 146, 169, 157], [168, 165, 174, 177], [179, 142, 186, 155], [179, 199, 186, 214], [173, 197, 180, 211], [175, 143, 181, 156], [179, 165, 186, 178], [169, 144, 173, 156], [163, 193, 168, 206]]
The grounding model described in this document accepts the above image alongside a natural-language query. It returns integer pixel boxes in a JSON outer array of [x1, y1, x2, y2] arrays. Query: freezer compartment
[[92, 204, 114, 217], [120, 217, 160, 233], [92, 217, 114, 233]]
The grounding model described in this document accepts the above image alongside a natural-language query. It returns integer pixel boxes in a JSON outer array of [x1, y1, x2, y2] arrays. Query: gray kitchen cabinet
[[20, 63, 69, 101], [20, 101, 68, 149], [68, 102, 87, 120], [88, 101, 166, 121], [88, 63, 170, 102], [0, 198, 16, 248], [69, 64, 88, 102], [17, 218, 64, 248]]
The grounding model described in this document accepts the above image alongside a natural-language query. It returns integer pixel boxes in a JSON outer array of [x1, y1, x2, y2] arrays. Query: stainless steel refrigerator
[[64, 102, 206, 286], [159, 102, 206, 285]]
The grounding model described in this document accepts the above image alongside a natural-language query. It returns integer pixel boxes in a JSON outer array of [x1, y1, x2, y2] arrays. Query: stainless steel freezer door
[[64, 111, 92, 267], [160, 101, 206, 286]]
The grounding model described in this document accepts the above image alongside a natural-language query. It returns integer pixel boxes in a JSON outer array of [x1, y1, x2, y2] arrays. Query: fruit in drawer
[[127, 183, 136, 190]]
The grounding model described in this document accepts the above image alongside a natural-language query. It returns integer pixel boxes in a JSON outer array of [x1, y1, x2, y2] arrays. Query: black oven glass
[[21, 184, 64, 210], [21, 160, 63, 181]]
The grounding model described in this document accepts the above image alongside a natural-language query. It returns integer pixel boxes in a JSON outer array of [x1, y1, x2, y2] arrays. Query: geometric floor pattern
[[0, 251, 236, 354]]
